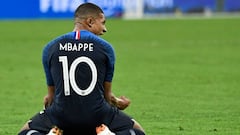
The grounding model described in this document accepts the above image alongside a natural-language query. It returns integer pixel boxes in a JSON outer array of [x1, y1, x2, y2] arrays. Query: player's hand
[[116, 96, 131, 110], [43, 94, 53, 109]]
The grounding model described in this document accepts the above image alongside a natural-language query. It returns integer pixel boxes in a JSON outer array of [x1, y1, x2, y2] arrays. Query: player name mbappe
[[59, 42, 93, 51]]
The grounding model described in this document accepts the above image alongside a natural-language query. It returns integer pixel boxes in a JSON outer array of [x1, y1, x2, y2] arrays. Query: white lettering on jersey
[[59, 43, 93, 51], [59, 56, 97, 96]]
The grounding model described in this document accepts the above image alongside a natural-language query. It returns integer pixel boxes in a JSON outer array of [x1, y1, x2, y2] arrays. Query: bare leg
[[132, 119, 145, 132], [19, 121, 30, 133]]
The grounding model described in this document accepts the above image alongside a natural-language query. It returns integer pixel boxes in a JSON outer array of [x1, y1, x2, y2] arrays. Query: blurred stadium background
[[0, 0, 240, 19]]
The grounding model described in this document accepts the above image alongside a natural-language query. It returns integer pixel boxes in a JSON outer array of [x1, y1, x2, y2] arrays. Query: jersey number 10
[[59, 56, 97, 96]]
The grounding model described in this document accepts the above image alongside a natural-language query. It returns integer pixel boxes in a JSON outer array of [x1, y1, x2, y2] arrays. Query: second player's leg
[[18, 110, 54, 135], [108, 110, 145, 135]]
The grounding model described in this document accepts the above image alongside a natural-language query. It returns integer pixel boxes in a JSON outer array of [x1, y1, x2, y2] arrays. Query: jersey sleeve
[[42, 43, 54, 86], [103, 42, 115, 82], [88, 32, 116, 82]]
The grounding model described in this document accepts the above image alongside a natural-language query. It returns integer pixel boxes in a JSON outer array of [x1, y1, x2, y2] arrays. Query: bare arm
[[103, 82, 130, 110], [43, 86, 55, 108]]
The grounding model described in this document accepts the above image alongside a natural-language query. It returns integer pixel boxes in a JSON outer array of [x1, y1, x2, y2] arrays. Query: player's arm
[[42, 43, 55, 108], [103, 42, 130, 109], [104, 81, 130, 110], [43, 85, 55, 108]]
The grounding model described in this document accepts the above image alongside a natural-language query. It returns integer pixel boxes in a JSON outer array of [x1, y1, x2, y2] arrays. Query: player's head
[[74, 3, 107, 35]]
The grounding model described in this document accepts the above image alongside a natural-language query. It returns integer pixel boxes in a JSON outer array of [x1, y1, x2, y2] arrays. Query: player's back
[[42, 30, 115, 130]]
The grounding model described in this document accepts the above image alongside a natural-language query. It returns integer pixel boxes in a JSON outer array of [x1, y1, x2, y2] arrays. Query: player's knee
[[18, 129, 44, 135]]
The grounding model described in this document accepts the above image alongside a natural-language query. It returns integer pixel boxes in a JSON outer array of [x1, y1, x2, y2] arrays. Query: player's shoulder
[[43, 31, 74, 48], [41, 32, 72, 56], [45, 30, 110, 46], [43, 30, 114, 53]]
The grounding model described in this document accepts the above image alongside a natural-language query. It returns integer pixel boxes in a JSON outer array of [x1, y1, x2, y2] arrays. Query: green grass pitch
[[0, 17, 240, 135]]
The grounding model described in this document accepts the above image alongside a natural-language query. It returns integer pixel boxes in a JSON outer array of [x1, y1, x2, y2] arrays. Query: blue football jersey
[[42, 30, 116, 128]]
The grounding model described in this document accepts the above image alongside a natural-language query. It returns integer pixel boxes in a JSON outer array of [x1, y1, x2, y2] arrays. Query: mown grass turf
[[0, 17, 240, 135]]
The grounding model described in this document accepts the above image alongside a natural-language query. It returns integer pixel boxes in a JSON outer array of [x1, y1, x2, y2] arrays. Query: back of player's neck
[[73, 26, 89, 32]]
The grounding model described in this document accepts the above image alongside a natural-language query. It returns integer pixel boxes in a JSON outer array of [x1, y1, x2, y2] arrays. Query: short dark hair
[[74, 3, 104, 19]]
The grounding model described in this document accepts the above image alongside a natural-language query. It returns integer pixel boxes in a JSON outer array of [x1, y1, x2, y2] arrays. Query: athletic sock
[[18, 129, 44, 135], [115, 128, 145, 135], [130, 128, 145, 135]]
